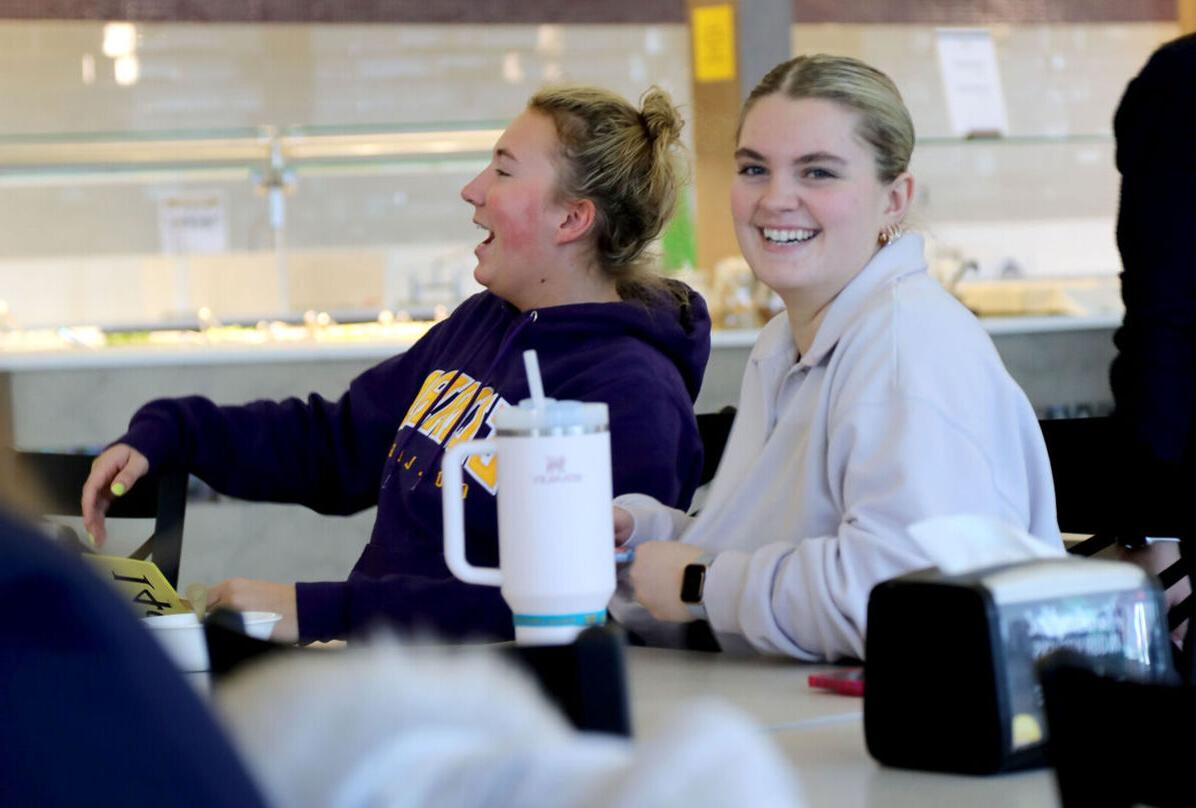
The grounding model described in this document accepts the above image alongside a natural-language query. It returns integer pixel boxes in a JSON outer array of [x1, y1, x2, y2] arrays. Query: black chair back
[[1041, 417, 1193, 643], [696, 406, 736, 487], [1039, 417, 1196, 806]]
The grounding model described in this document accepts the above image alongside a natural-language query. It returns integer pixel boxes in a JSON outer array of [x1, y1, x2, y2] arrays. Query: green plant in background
[[659, 190, 697, 273]]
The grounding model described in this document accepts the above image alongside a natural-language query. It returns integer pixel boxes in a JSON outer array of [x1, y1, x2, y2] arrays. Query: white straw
[[522, 349, 546, 409]]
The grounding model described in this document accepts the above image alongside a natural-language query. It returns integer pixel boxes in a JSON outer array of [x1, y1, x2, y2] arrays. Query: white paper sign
[[157, 191, 228, 254], [935, 28, 1010, 137]]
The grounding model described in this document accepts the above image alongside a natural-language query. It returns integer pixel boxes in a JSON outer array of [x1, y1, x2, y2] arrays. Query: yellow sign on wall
[[691, 4, 737, 83]]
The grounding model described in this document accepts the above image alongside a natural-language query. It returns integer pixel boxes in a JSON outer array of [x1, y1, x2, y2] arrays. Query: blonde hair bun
[[639, 86, 684, 148]]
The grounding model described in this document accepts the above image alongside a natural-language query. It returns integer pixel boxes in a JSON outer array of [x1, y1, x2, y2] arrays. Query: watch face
[[680, 563, 707, 604]]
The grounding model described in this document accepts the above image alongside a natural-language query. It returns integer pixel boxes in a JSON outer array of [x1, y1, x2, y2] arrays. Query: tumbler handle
[[441, 440, 502, 587]]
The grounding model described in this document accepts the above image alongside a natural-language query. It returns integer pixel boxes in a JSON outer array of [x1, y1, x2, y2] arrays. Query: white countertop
[[978, 313, 1120, 335], [0, 337, 428, 371], [0, 314, 1121, 373]]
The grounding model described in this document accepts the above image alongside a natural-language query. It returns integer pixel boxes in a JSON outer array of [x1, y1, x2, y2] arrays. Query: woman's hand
[[614, 506, 635, 546], [629, 541, 707, 623], [81, 443, 149, 547], [208, 578, 299, 643]]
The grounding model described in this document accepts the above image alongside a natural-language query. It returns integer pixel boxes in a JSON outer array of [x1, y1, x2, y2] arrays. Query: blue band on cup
[[513, 611, 607, 628]]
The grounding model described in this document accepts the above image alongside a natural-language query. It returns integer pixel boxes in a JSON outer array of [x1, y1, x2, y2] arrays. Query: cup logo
[[534, 454, 582, 485]]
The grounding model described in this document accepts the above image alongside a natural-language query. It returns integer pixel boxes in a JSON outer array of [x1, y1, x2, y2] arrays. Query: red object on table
[[808, 668, 865, 697]]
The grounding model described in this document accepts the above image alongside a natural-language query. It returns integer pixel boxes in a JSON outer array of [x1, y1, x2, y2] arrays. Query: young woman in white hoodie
[[614, 54, 1062, 661]]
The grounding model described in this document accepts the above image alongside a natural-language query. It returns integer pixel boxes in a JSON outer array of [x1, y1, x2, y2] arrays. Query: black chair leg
[[1181, 538, 1196, 687]]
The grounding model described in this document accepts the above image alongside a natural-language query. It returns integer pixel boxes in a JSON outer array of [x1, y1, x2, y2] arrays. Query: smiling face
[[460, 109, 575, 310], [731, 94, 910, 317]]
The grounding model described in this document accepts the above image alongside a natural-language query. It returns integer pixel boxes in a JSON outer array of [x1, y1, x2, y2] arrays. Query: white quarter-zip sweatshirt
[[614, 234, 1062, 660]]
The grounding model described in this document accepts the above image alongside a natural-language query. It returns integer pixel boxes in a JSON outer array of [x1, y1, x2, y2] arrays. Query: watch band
[[680, 553, 715, 621]]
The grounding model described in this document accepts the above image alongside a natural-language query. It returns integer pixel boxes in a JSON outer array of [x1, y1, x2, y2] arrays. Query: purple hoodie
[[120, 285, 710, 641]]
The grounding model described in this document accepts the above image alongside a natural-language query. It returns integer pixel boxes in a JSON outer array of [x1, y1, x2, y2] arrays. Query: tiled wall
[[793, 23, 1177, 278], [0, 20, 691, 327], [0, 19, 1180, 327]]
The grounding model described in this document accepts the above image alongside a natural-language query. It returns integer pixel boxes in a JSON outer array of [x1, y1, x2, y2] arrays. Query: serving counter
[[0, 312, 1120, 445], [0, 314, 1119, 591]]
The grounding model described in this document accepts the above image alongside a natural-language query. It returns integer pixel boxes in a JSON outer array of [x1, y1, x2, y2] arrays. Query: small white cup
[[240, 610, 283, 640], [142, 610, 283, 673], [142, 612, 209, 672]]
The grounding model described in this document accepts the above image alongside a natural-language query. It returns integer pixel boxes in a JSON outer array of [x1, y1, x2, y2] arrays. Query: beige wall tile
[[0, 20, 1184, 326], [791, 22, 1178, 277]]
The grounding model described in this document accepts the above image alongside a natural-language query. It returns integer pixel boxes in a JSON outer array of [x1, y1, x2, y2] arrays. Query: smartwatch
[[680, 553, 715, 621]]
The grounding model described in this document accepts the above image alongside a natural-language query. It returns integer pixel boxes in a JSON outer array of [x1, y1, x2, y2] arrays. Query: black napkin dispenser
[[863, 557, 1174, 774]]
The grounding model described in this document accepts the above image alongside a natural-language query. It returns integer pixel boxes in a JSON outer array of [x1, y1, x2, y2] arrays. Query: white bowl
[[240, 610, 283, 640], [142, 612, 209, 672]]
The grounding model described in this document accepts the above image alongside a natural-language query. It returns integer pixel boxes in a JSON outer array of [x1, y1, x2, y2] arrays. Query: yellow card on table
[[84, 554, 188, 617]]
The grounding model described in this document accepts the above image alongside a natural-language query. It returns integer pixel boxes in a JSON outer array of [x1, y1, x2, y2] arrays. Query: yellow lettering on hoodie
[[464, 398, 508, 494], [395, 368, 510, 497], [420, 376, 479, 443], [446, 386, 499, 449], [400, 370, 453, 430]]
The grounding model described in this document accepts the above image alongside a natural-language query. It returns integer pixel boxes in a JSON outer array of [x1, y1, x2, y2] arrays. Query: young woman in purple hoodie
[[80, 86, 711, 643]]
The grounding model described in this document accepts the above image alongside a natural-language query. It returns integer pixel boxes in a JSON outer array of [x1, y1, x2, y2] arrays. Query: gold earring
[[878, 224, 903, 246]]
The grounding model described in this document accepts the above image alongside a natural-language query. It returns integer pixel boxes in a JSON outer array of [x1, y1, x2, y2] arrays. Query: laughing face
[[460, 109, 573, 311], [731, 94, 909, 314]]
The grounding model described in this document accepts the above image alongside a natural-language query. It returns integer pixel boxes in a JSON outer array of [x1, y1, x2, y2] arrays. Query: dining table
[[623, 646, 1059, 808], [204, 630, 1061, 806]]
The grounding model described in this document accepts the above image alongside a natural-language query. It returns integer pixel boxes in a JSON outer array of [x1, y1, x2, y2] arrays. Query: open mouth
[[474, 221, 495, 247], [761, 227, 819, 245]]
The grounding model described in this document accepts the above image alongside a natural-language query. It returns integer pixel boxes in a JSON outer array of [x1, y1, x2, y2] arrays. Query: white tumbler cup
[[442, 398, 615, 645]]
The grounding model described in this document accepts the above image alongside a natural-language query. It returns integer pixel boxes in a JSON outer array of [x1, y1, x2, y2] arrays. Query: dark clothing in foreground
[[1110, 33, 1196, 519], [0, 507, 266, 807], [1109, 34, 1196, 681]]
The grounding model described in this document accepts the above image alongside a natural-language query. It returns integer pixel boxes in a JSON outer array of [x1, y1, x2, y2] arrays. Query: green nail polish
[[110, 482, 126, 496], [86, 532, 96, 547]]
